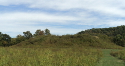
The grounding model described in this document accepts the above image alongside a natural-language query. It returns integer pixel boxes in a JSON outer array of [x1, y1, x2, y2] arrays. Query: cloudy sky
[[0, 0, 125, 37]]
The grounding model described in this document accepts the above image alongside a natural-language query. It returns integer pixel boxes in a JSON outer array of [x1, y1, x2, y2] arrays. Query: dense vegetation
[[11, 34, 121, 49], [110, 50, 125, 61], [77, 25, 125, 47], [1, 25, 125, 66], [0, 32, 11, 47], [0, 47, 102, 66], [1, 25, 125, 48]]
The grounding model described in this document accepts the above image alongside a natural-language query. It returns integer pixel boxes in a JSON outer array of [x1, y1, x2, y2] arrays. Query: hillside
[[1, 26, 125, 49], [1, 25, 125, 66], [11, 34, 122, 49], [77, 25, 125, 47], [77, 25, 125, 36]]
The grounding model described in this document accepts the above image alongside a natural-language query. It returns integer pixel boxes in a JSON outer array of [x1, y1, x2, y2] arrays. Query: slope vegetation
[[77, 25, 125, 47], [11, 34, 122, 49]]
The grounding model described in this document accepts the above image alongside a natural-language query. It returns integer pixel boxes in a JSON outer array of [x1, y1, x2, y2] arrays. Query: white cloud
[[1, 0, 125, 37], [1, 0, 125, 17], [0, 12, 78, 23], [0, 12, 81, 37], [107, 20, 125, 27]]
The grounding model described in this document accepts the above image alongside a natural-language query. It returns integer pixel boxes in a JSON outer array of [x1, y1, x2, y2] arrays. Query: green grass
[[111, 50, 125, 61], [0, 47, 102, 66], [12, 34, 123, 49], [97, 49, 125, 66]]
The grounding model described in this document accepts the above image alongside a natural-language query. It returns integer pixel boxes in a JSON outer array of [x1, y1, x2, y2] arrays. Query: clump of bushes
[[110, 50, 125, 61]]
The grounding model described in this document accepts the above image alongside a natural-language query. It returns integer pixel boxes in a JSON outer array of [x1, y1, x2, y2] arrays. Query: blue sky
[[0, 0, 125, 37]]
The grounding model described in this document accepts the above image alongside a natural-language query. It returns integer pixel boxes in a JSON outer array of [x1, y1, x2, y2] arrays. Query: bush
[[110, 50, 125, 61]]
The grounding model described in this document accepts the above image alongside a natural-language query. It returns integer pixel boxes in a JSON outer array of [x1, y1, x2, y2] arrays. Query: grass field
[[0, 47, 102, 66], [1, 46, 125, 66], [97, 49, 125, 66], [111, 49, 125, 62]]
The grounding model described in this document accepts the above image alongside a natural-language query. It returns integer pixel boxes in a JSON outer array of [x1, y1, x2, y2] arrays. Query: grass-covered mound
[[11, 34, 122, 49]]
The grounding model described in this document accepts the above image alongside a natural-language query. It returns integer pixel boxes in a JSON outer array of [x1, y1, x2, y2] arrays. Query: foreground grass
[[0, 47, 102, 66], [97, 49, 124, 66]]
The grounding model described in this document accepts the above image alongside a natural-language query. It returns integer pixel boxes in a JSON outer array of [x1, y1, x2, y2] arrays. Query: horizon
[[1, 25, 124, 38], [0, 0, 125, 37]]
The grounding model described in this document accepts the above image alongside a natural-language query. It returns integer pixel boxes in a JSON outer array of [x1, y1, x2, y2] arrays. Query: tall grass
[[0, 47, 102, 66], [110, 50, 125, 61]]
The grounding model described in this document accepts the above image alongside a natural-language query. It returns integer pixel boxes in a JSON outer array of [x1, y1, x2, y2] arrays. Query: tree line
[[1, 25, 125, 47], [0, 29, 51, 47]]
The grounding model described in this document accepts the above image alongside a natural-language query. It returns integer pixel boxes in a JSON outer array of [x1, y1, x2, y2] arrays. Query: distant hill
[[77, 25, 125, 47], [77, 25, 125, 36]]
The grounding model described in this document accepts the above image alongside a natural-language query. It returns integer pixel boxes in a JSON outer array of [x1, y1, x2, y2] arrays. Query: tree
[[39, 31, 44, 35], [16, 34, 26, 43], [0, 33, 11, 47], [23, 31, 32, 39], [11, 38, 17, 45], [113, 34, 125, 47], [45, 29, 51, 35], [34, 29, 44, 36]]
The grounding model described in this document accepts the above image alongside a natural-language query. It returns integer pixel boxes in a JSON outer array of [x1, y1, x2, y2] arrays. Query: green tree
[[0, 34, 11, 47], [113, 34, 125, 47], [23, 31, 32, 39], [34, 29, 44, 36], [11, 38, 17, 45], [16, 34, 26, 43], [45, 29, 51, 35]]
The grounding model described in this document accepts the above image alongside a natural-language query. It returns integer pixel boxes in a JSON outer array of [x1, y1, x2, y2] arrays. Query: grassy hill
[[1, 25, 125, 48], [10, 25, 125, 49], [11, 34, 122, 49], [1, 26, 125, 66]]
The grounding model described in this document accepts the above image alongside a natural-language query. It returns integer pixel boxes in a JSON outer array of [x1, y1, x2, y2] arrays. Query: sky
[[1, 0, 125, 37]]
